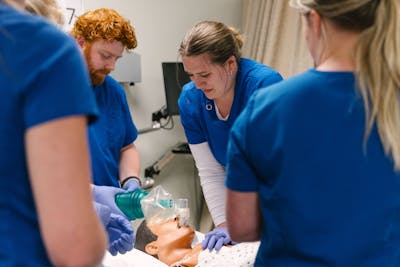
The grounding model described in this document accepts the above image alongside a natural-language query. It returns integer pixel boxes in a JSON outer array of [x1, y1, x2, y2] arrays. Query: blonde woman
[[25, 3, 137, 257], [0, 0, 106, 266], [226, 0, 400, 266]]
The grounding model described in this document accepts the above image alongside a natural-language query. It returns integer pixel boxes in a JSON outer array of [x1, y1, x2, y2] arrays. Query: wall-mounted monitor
[[162, 62, 191, 116]]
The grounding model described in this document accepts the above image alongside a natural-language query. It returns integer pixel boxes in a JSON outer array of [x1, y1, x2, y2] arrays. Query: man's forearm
[[119, 143, 140, 183]]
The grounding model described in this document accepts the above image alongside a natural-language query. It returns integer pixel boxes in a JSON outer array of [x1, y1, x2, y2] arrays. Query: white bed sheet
[[102, 249, 168, 267]]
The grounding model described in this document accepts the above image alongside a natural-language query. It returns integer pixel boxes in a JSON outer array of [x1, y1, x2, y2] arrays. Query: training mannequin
[[134, 218, 259, 267]]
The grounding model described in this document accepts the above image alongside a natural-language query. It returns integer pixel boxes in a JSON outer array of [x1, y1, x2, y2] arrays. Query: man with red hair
[[71, 8, 142, 254]]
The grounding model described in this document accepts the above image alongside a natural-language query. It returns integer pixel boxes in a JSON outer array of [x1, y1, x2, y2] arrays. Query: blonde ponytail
[[355, 0, 400, 170]]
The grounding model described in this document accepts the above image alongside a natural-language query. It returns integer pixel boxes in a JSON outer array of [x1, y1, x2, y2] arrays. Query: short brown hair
[[134, 220, 158, 259]]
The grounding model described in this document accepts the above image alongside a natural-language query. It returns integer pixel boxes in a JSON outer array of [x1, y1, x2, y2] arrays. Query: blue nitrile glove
[[201, 226, 238, 251], [93, 202, 135, 255], [107, 213, 135, 255], [122, 178, 141, 192], [93, 185, 126, 217], [93, 201, 112, 226]]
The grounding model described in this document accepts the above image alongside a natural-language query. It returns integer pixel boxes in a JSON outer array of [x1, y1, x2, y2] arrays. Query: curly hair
[[70, 8, 137, 50]]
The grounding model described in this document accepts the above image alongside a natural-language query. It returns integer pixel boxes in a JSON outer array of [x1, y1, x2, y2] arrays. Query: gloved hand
[[93, 202, 135, 255], [106, 213, 135, 255], [92, 185, 126, 217], [93, 201, 112, 226], [201, 226, 238, 251], [122, 178, 141, 192]]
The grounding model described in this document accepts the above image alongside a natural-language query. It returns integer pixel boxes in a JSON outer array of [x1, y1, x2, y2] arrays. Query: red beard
[[89, 69, 110, 86]]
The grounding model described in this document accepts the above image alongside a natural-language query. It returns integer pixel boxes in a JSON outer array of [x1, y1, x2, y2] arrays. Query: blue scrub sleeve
[[259, 72, 283, 88]]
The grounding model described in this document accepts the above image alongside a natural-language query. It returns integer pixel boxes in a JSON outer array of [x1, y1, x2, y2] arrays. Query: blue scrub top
[[178, 58, 282, 166], [89, 76, 138, 187], [0, 5, 98, 266], [227, 69, 400, 266]]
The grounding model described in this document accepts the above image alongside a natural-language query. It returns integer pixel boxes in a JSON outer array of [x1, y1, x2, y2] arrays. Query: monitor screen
[[162, 62, 191, 116]]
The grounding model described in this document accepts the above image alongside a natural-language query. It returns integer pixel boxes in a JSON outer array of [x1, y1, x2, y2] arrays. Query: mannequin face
[[182, 53, 236, 101], [145, 217, 195, 265]]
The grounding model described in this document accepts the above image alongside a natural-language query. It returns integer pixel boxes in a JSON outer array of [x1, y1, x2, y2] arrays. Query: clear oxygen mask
[[140, 185, 174, 223], [141, 186, 190, 227], [115, 185, 191, 226]]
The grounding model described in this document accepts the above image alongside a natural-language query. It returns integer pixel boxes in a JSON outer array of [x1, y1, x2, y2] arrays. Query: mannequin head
[[134, 218, 195, 265]]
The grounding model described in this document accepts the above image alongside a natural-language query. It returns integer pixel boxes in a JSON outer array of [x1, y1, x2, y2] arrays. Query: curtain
[[241, 0, 313, 78]]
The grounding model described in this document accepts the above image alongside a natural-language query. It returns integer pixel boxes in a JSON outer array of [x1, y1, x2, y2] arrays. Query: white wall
[[84, 0, 242, 176]]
